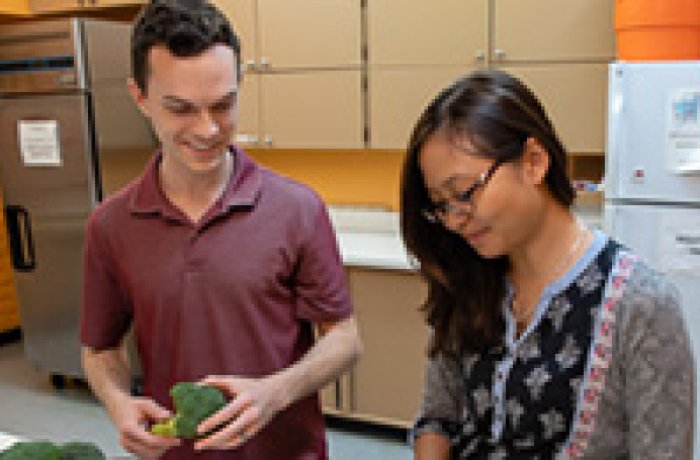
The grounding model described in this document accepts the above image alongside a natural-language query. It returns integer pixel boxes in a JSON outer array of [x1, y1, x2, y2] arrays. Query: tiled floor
[[0, 338, 412, 459]]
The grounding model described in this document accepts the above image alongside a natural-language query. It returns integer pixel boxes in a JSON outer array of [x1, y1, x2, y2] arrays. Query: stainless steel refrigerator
[[604, 62, 700, 458], [0, 19, 155, 383]]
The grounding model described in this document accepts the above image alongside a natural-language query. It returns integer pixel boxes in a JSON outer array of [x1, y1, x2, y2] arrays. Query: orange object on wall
[[615, 0, 700, 60], [248, 149, 405, 211], [0, 201, 20, 333]]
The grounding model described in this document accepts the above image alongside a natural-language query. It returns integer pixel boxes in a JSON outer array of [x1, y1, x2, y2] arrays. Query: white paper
[[659, 216, 700, 273], [667, 89, 700, 174], [18, 120, 62, 167]]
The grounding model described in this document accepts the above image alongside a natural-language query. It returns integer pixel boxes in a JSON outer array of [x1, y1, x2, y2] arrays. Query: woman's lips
[[466, 227, 489, 246]]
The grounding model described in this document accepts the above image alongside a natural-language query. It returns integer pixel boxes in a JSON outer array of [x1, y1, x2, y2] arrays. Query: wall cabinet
[[369, 66, 475, 150], [368, 0, 488, 67], [218, 0, 361, 71], [492, 0, 614, 63], [218, 0, 363, 149], [324, 268, 430, 427], [30, 0, 145, 13], [366, 0, 614, 153], [499, 63, 609, 153], [237, 71, 363, 149]]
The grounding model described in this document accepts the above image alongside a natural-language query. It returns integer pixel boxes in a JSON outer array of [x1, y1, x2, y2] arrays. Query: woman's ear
[[521, 137, 550, 185]]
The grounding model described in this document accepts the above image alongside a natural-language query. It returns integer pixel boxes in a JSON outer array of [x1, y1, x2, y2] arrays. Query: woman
[[401, 69, 694, 459]]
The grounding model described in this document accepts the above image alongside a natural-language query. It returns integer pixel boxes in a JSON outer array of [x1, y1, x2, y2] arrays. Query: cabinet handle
[[474, 50, 485, 61], [5, 205, 36, 272], [259, 58, 271, 70], [263, 135, 273, 146], [494, 49, 506, 60], [244, 60, 257, 72], [234, 134, 259, 145]]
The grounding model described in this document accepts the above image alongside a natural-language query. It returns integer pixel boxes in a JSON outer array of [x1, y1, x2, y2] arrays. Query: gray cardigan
[[414, 239, 695, 459]]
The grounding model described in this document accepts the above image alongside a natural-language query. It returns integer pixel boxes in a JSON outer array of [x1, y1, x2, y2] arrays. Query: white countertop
[[328, 206, 603, 271], [329, 207, 414, 271], [0, 432, 22, 451]]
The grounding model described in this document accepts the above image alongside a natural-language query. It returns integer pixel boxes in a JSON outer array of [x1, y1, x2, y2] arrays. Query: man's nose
[[192, 110, 220, 137]]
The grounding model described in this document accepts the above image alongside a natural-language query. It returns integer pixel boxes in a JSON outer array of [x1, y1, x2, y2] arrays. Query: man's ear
[[522, 137, 550, 185], [127, 77, 149, 118]]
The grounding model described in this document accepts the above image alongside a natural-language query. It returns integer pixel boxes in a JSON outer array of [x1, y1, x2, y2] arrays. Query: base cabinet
[[324, 268, 430, 428]]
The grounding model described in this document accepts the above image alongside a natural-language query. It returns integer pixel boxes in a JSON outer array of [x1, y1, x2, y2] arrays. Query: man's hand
[[193, 374, 285, 450], [108, 394, 181, 459]]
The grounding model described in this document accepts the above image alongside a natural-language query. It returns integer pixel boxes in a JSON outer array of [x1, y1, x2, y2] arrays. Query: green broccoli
[[0, 441, 60, 460], [150, 382, 227, 439], [0, 441, 105, 460], [58, 442, 105, 460]]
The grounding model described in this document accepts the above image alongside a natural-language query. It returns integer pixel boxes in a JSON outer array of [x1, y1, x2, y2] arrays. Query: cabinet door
[[213, 0, 257, 70], [493, 0, 614, 62], [368, 0, 488, 66], [30, 0, 82, 12], [234, 72, 261, 147], [257, 0, 361, 69], [349, 269, 429, 426], [498, 63, 608, 153], [95, 0, 145, 6], [260, 70, 363, 148], [369, 67, 472, 149]]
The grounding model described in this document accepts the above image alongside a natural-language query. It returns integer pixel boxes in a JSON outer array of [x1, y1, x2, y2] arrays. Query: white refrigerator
[[605, 62, 700, 457]]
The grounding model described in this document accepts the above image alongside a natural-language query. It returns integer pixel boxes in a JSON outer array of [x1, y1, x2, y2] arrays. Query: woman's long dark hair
[[401, 69, 575, 357]]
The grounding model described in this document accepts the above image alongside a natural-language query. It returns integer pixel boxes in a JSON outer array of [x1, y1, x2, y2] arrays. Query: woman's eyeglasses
[[422, 160, 503, 224]]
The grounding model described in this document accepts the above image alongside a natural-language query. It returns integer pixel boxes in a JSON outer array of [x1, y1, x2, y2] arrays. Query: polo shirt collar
[[128, 145, 262, 218]]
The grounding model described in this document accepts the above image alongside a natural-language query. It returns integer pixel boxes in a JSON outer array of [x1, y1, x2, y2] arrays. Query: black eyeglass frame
[[421, 159, 504, 224]]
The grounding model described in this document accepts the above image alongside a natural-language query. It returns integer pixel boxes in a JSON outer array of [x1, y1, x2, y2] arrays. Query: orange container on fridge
[[615, 0, 700, 60]]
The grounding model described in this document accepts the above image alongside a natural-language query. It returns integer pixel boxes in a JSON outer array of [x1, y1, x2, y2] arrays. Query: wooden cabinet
[[237, 71, 362, 148], [30, 0, 145, 13], [369, 66, 473, 149], [212, 0, 256, 68], [256, 0, 360, 70], [219, 0, 362, 71], [30, 0, 83, 13], [492, 0, 615, 63], [218, 0, 363, 149], [323, 268, 429, 427], [499, 63, 609, 153], [366, 0, 614, 152], [368, 0, 488, 67]]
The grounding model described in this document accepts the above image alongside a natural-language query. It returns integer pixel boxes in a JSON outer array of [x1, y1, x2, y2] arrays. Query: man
[[80, 1, 362, 459]]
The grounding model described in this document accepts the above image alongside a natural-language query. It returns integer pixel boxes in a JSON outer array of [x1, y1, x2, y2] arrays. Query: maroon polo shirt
[[81, 147, 352, 460]]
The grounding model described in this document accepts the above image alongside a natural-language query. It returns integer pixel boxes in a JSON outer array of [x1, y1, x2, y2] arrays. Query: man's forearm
[[272, 316, 362, 411], [82, 345, 133, 415]]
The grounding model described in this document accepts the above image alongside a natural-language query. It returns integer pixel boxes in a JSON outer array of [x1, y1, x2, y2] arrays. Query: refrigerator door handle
[[5, 205, 36, 272]]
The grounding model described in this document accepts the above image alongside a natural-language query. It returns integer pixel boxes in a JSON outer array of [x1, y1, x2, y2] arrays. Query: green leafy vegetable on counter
[[150, 381, 227, 439], [0, 441, 105, 460], [58, 442, 105, 460]]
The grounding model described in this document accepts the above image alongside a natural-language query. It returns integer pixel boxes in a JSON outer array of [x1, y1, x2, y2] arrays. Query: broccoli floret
[[0, 441, 60, 459], [59, 442, 105, 460], [151, 382, 227, 439], [0, 441, 105, 460]]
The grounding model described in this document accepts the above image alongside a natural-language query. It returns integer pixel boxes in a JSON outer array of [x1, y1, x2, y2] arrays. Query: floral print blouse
[[413, 230, 694, 459]]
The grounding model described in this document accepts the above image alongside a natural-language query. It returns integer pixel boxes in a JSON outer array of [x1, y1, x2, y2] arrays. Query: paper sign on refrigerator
[[667, 89, 700, 174], [659, 215, 700, 273], [18, 120, 62, 167]]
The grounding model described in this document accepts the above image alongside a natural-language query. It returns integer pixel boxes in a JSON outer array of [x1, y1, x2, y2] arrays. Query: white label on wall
[[18, 120, 62, 167], [667, 89, 700, 174], [659, 215, 700, 273]]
